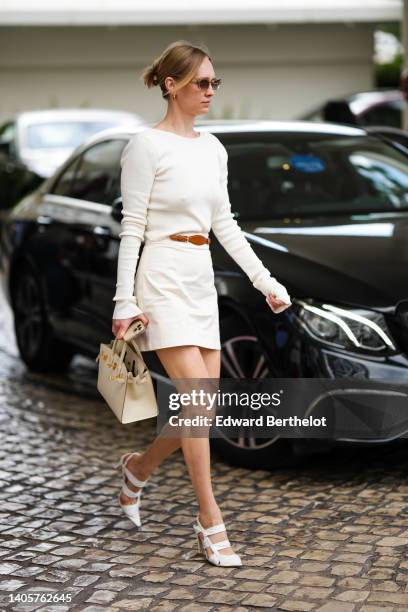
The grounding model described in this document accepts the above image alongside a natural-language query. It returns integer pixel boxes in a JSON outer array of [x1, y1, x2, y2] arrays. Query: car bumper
[[296, 342, 408, 443]]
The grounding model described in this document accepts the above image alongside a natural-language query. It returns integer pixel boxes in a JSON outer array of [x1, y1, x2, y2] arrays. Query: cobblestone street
[[1, 291, 408, 611]]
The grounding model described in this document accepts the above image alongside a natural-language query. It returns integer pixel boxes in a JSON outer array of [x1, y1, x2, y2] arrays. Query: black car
[[364, 126, 408, 154], [299, 89, 405, 129], [2, 120, 408, 468]]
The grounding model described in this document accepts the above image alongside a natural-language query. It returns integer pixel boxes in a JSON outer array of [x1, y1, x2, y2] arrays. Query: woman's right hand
[[112, 314, 149, 340]]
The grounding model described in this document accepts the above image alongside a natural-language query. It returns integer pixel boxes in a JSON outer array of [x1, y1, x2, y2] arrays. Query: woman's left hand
[[266, 292, 292, 314]]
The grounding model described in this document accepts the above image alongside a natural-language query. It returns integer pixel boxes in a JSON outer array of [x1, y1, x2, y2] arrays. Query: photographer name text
[[168, 415, 327, 427]]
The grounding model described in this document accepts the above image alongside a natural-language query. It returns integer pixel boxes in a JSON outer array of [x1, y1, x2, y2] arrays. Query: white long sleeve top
[[112, 127, 291, 320]]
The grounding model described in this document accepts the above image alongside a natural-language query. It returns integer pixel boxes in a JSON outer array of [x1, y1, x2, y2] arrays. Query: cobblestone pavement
[[1, 291, 408, 611]]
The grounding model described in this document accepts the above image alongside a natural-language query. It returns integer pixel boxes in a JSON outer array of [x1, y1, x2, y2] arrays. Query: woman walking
[[111, 40, 292, 567]]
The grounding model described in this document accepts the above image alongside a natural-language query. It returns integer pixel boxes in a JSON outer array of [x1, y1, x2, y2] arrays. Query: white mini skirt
[[134, 237, 221, 352]]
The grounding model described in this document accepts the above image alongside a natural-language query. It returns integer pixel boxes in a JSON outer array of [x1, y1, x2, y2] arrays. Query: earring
[[172, 93, 177, 100]]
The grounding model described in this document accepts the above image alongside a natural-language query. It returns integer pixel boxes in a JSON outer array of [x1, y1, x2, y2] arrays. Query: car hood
[[243, 211, 408, 310]]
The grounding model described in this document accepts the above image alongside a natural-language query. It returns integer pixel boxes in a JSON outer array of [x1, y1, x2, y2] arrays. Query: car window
[[220, 132, 408, 219], [52, 156, 82, 196], [360, 101, 403, 129], [71, 139, 127, 204], [52, 139, 126, 204], [26, 121, 122, 149]]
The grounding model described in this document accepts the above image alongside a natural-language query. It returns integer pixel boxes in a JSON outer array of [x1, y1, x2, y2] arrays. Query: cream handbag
[[95, 319, 158, 424]]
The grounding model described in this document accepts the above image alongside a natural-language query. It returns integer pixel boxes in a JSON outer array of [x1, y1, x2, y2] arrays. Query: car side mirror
[[111, 196, 122, 223]]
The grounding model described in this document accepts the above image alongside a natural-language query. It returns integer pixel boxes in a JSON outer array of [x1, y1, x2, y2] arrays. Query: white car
[[0, 108, 145, 210]]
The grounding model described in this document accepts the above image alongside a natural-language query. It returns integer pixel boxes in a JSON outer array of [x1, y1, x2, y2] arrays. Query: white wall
[[0, 23, 375, 123]]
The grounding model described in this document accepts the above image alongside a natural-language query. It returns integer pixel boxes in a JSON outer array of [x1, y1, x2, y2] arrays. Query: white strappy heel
[[193, 515, 242, 567], [115, 451, 149, 527]]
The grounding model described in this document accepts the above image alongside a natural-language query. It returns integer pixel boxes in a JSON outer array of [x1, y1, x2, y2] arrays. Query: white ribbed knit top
[[112, 127, 291, 319]]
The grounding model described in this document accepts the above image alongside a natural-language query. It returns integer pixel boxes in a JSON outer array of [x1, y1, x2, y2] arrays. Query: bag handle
[[123, 318, 146, 342], [126, 337, 149, 383], [106, 335, 148, 384], [107, 337, 127, 376]]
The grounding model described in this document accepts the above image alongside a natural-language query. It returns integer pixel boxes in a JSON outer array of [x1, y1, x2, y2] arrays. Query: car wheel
[[211, 313, 324, 469], [12, 264, 75, 372]]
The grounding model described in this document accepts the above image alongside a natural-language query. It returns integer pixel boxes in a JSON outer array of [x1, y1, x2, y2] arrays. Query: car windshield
[[26, 121, 119, 149], [225, 133, 408, 218]]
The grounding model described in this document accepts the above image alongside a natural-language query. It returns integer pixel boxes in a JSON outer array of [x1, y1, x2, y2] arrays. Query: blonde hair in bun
[[141, 40, 212, 99]]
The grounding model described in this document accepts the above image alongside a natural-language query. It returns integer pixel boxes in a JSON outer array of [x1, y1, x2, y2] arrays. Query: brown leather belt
[[169, 233, 211, 245]]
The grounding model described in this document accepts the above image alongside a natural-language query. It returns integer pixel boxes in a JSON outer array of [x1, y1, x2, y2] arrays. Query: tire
[[211, 313, 330, 469], [12, 263, 75, 372]]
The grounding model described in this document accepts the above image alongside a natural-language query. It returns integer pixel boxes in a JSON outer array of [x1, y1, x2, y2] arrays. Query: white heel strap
[[203, 534, 230, 550], [123, 466, 147, 489], [121, 482, 142, 499], [120, 451, 138, 465], [211, 539, 231, 551], [202, 523, 226, 536]]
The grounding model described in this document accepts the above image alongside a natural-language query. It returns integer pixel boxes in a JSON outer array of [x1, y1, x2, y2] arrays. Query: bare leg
[[153, 345, 236, 558], [119, 345, 234, 557], [119, 346, 219, 498]]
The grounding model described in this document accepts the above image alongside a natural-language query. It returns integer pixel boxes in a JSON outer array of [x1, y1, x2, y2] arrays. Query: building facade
[[0, 1, 402, 123]]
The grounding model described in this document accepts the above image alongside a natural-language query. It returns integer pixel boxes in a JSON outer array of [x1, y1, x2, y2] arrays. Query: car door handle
[[37, 215, 52, 225], [93, 226, 111, 236]]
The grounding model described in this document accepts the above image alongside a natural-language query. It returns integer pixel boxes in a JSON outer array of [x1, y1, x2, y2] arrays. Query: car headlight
[[295, 299, 396, 354]]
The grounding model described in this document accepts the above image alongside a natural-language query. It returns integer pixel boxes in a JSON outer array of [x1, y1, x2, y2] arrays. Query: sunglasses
[[190, 78, 222, 91]]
